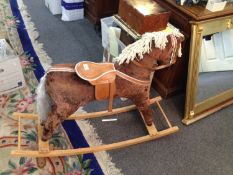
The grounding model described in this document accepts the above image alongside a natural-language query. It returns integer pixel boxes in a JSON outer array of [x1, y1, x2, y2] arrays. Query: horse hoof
[[146, 122, 153, 126], [146, 119, 153, 126], [41, 136, 49, 142]]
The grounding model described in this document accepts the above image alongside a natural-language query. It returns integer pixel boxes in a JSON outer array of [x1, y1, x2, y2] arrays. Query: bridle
[[132, 35, 178, 72]]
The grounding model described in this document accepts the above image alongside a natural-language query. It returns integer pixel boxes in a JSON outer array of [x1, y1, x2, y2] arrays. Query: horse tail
[[36, 74, 52, 122]]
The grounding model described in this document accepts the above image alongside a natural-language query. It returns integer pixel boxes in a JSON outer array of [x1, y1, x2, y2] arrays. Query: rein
[[132, 35, 178, 72]]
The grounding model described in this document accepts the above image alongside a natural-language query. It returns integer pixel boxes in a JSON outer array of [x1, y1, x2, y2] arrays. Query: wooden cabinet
[[84, 0, 119, 25], [152, 37, 189, 98], [151, 0, 191, 98]]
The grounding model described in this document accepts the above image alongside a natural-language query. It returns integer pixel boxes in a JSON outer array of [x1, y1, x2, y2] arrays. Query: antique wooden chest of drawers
[[84, 0, 119, 25]]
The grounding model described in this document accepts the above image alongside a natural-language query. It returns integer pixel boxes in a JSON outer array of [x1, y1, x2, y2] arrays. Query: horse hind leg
[[41, 105, 60, 141], [41, 103, 77, 141]]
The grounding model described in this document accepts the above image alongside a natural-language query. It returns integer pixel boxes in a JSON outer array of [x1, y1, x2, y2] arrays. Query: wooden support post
[[155, 101, 172, 128], [108, 82, 114, 112], [139, 110, 158, 136], [38, 122, 49, 153]]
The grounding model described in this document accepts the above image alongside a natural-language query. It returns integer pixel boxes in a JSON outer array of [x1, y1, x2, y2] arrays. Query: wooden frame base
[[182, 97, 233, 125], [11, 97, 179, 158]]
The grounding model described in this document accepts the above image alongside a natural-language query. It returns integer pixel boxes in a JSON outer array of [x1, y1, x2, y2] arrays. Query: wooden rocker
[[11, 96, 178, 158]]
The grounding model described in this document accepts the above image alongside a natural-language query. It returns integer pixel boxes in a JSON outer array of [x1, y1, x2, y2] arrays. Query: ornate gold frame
[[183, 15, 233, 125]]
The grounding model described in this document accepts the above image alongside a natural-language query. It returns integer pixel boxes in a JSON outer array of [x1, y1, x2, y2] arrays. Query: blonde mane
[[113, 27, 183, 65]]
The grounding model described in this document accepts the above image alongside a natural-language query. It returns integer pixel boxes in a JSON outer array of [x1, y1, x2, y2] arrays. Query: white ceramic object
[[206, 0, 227, 12]]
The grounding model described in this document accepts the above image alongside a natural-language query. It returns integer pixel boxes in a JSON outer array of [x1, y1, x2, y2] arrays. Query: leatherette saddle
[[75, 61, 116, 111]]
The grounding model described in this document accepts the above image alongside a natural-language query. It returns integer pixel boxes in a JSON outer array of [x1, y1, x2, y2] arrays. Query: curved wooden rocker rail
[[11, 97, 179, 158]]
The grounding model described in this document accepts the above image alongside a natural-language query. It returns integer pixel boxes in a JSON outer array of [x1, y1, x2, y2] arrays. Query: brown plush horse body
[[37, 33, 183, 141]]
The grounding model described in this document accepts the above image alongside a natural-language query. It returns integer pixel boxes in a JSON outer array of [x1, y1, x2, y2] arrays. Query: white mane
[[113, 27, 183, 65]]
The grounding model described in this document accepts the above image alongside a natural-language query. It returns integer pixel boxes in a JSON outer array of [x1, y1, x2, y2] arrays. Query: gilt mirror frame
[[183, 15, 233, 125]]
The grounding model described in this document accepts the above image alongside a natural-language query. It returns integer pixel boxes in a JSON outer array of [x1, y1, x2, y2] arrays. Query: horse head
[[147, 34, 184, 71], [113, 30, 184, 72], [157, 34, 183, 66]]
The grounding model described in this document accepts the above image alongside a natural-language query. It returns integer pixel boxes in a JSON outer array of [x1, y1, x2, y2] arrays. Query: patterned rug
[[0, 0, 122, 174]]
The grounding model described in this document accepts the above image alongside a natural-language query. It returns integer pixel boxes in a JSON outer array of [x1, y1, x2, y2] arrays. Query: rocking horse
[[11, 29, 184, 157]]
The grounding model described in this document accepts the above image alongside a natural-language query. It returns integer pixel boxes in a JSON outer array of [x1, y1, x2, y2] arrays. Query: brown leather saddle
[[75, 61, 116, 112]]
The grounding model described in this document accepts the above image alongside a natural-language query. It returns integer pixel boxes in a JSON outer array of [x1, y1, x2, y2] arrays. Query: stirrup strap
[[108, 82, 115, 112]]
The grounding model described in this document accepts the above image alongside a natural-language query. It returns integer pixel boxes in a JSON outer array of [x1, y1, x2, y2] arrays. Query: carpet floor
[[23, 0, 233, 174]]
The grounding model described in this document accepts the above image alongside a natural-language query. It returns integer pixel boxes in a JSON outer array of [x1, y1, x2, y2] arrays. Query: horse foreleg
[[138, 102, 153, 126], [131, 97, 153, 126]]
